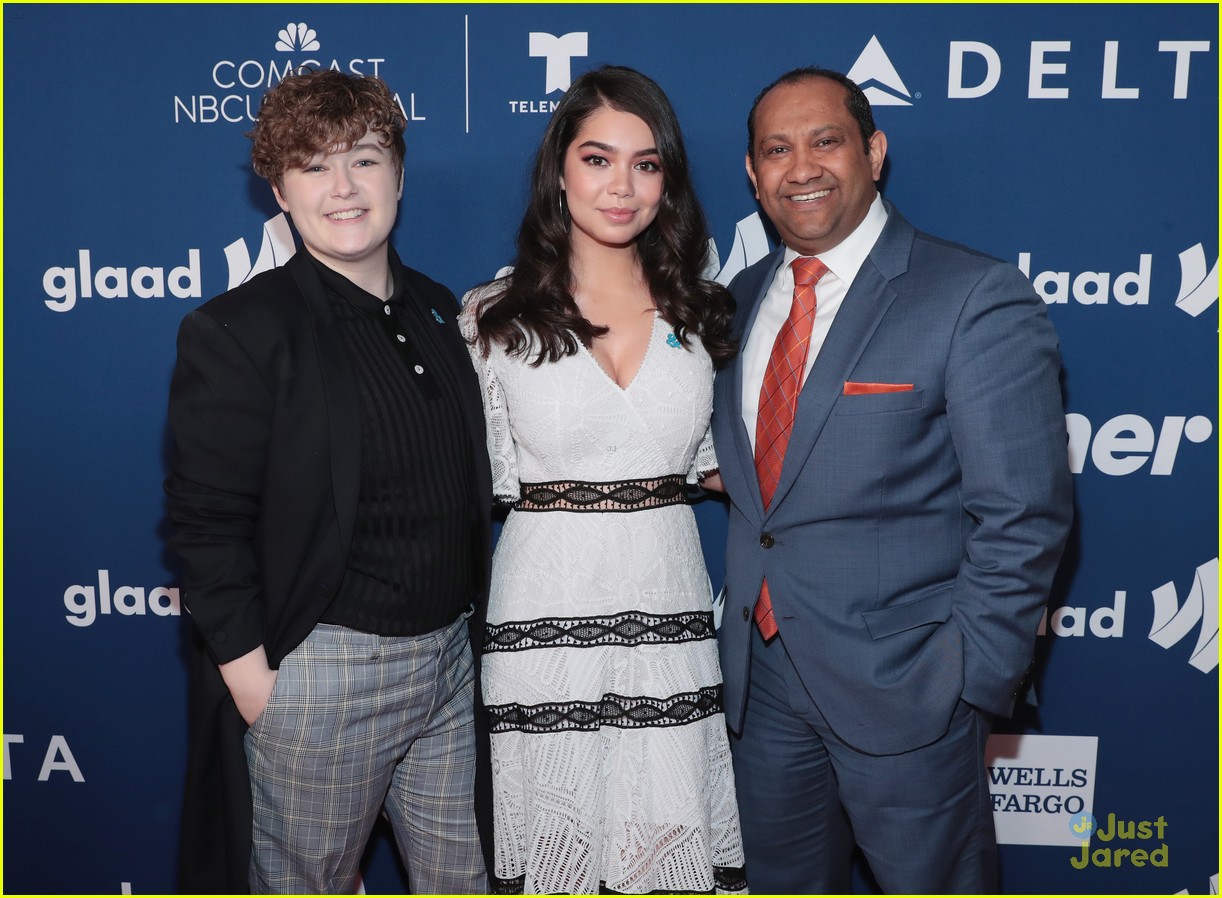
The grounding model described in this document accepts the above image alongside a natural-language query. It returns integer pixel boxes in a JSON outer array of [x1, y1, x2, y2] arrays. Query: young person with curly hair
[[167, 69, 491, 894]]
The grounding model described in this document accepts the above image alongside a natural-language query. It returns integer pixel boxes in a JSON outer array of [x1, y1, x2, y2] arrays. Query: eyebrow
[[314, 140, 388, 160], [576, 140, 660, 158], [758, 124, 845, 145], [343, 140, 388, 154]]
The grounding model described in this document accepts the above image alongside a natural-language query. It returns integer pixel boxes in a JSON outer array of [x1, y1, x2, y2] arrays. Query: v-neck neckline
[[578, 312, 661, 392]]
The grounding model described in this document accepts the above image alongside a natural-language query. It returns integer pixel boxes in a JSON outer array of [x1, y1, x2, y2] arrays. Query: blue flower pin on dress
[[431, 308, 445, 325], [666, 333, 681, 348]]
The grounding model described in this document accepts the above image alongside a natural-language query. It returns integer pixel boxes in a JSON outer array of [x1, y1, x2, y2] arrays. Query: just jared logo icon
[[1070, 812, 1169, 869]]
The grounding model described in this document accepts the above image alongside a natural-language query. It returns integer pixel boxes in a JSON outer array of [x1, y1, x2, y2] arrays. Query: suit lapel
[[726, 249, 785, 522], [766, 207, 915, 515]]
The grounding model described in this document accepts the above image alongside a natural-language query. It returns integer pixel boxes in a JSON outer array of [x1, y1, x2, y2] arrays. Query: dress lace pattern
[[517, 475, 688, 512], [488, 685, 722, 734], [460, 290, 744, 895], [484, 610, 715, 653]]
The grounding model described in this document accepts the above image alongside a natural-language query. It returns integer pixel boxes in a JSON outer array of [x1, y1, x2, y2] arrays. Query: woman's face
[[560, 106, 664, 254]]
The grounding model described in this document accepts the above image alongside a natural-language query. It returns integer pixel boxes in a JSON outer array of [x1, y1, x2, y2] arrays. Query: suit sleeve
[[165, 309, 273, 665], [944, 264, 1073, 716]]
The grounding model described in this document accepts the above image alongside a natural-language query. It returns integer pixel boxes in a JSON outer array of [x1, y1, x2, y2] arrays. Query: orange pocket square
[[843, 381, 915, 395]]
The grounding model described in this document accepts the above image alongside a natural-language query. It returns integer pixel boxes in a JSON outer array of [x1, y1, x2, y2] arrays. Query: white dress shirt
[[741, 194, 890, 451]]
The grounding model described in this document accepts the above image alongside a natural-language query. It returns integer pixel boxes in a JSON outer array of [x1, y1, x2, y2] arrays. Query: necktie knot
[[792, 256, 828, 288]]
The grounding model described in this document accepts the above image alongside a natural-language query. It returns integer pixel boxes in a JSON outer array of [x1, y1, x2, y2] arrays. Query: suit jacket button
[[760, 533, 775, 548], [742, 606, 750, 621]]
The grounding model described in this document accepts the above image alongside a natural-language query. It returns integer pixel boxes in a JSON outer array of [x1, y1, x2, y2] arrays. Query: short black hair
[[746, 67, 876, 157]]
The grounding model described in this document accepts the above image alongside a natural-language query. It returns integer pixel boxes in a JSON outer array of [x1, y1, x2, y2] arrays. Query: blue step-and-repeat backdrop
[[3, 3, 1217, 894]]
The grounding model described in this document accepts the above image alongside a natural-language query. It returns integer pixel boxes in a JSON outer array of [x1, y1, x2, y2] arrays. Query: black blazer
[[165, 250, 494, 892]]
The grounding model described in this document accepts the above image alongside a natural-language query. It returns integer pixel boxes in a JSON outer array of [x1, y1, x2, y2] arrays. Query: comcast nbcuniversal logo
[[172, 23, 391, 125], [275, 22, 320, 53]]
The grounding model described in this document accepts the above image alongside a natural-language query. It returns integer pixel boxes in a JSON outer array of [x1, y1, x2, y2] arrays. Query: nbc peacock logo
[[275, 22, 320, 53]]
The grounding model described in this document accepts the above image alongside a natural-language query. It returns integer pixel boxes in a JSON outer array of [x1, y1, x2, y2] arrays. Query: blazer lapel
[[726, 249, 785, 521], [765, 207, 915, 515]]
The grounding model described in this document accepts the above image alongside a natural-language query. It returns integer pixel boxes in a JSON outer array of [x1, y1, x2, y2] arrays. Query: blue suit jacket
[[711, 202, 1072, 755]]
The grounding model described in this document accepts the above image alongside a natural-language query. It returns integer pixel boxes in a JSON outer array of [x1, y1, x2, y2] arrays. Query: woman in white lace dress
[[461, 66, 747, 894]]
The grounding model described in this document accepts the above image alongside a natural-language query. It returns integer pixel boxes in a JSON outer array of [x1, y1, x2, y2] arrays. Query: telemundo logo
[[530, 32, 587, 94], [510, 31, 588, 114]]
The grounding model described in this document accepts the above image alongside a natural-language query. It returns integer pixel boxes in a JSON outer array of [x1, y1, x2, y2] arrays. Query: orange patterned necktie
[[752, 256, 828, 640]]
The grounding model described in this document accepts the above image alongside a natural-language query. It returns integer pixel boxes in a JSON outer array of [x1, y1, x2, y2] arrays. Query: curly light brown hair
[[249, 69, 406, 188]]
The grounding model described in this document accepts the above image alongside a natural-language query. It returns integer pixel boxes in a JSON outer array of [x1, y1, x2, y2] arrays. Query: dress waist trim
[[515, 475, 687, 513]]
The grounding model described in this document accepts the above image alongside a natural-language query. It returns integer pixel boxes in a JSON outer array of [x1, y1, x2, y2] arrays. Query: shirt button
[[760, 533, 775, 548], [414, 365, 424, 375], [383, 305, 392, 315], [396, 334, 406, 343]]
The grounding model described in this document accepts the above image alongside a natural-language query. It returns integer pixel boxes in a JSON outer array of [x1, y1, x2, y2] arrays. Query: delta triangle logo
[[846, 35, 913, 107]]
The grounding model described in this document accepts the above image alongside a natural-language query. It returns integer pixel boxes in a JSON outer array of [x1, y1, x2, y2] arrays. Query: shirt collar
[[782, 192, 888, 288], [306, 247, 407, 315]]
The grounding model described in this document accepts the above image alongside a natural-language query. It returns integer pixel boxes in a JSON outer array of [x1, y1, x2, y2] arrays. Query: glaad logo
[[225, 213, 297, 290], [1175, 243, 1219, 317], [703, 213, 772, 286], [847, 36, 913, 106], [275, 22, 320, 53], [1039, 591, 1126, 639], [1019, 252, 1151, 306], [63, 570, 181, 628], [1149, 558, 1218, 673], [511, 32, 588, 114], [42, 249, 201, 313]]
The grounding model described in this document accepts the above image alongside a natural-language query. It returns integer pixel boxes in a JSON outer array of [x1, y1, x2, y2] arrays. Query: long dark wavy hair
[[473, 65, 736, 366]]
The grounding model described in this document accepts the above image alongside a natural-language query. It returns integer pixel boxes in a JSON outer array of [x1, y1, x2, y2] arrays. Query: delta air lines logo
[[847, 36, 914, 106]]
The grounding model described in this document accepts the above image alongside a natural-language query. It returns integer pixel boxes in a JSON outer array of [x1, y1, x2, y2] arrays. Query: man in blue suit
[[710, 67, 1073, 892]]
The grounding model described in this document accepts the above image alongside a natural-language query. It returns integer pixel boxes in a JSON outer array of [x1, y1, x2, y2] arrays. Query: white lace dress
[[460, 294, 746, 895]]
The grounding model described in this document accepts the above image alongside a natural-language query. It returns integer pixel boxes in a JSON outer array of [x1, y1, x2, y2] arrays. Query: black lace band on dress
[[516, 475, 687, 512], [488, 685, 723, 734], [485, 611, 716, 653]]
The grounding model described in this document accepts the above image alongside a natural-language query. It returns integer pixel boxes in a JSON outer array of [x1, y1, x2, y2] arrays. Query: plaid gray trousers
[[243, 615, 487, 893]]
